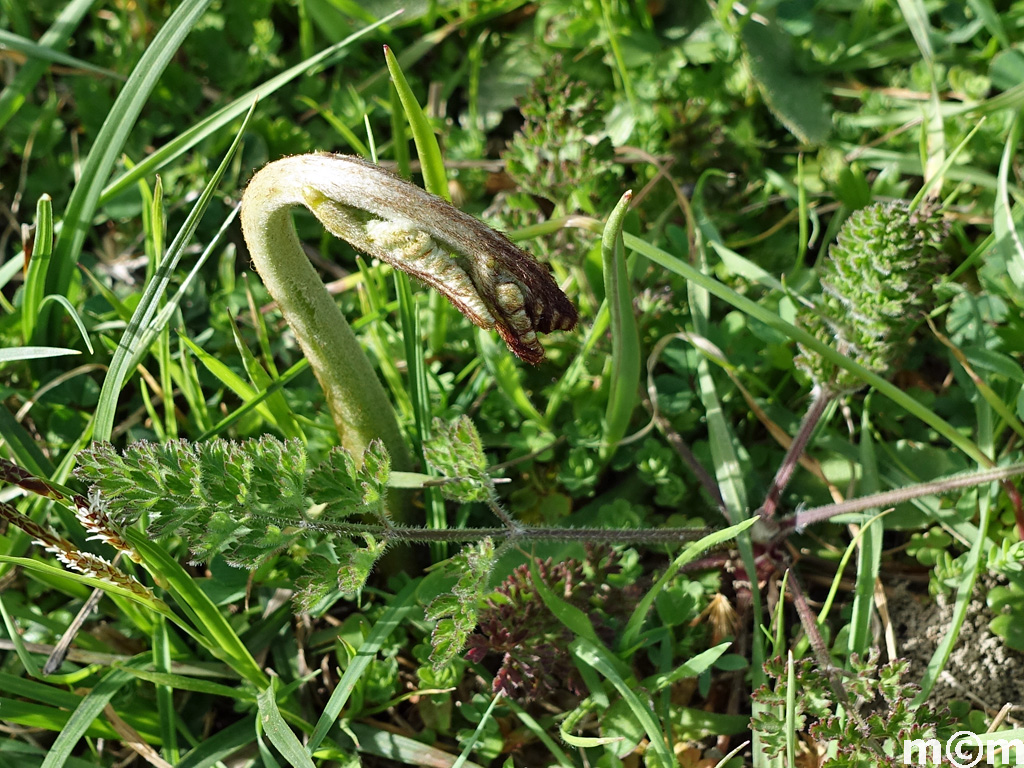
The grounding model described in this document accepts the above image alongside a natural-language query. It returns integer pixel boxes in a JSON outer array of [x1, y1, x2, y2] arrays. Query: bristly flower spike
[[796, 200, 947, 394]]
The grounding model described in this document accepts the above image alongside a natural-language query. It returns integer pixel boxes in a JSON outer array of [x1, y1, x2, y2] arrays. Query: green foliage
[[752, 651, 953, 766], [740, 14, 831, 145], [988, 578, 1024, 651], [558, 445, 600, 497], [797, 201, 948, 393], [6, 0, 1024, 764], [465, 549, 638, 701], [502, 60, 622, 216], [900, 520, 1024, 618], [309, 442, 390, 519], [422, 416, 492, 504], [906, 526, 954, 567], [75, 437, 396, 604], [425, 539, 497, 669], [76, 438, 308, 543], [79, 436, 400, 528]]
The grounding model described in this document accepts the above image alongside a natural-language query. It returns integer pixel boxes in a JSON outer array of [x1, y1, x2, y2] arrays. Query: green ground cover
[[3, 2, 1024, 766]]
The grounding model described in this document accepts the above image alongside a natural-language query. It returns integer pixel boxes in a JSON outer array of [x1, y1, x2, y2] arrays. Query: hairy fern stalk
[[240, 153, 577, 467], [796, 201, 946, 393]]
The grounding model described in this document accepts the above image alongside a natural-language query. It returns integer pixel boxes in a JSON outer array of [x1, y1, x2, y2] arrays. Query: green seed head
[[796, 201, 947, 393]]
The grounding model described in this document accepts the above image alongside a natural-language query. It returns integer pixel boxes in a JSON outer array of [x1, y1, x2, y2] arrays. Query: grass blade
[[570, 637, 675, 768], [48, 0, 215, 303], [619, 519, 758, 652], [452, 691, 502, 768], [0, 593, 42, 677], [527, 556, 601, 646], [34, 296, 93, 354], [178, 337, 279, 428], [601, 190, 639, 459], [645, 642, 732, 692], [227, 318, 302, 439], [0, 0, 94, 131], [21, 194, 52, 342], [153, 619, 178, 762], [995, 112, 1024, 288], [848, 404, 883, 657], [40, 666, 135, 768], [966, 0, 1009, 48], [383, 48, 451, 549], [504, 698, 575, 768], [0, 407, 55, 478], [383, 45, 447, 198], [127, 205, 239, 373], [257, 686, 316, 768], [0, 347, 80, 363], [99, 10, 403, 205], [785, 651, 796, 768], [124, 531, 267, 689], [688, 196, 768, 762], [896, 0, 934, 63], [93, 104, 253, 442], [914, 381, 997, 703], [0, 555, 164, 612], [0, 28, 119, 79], [176, 718, 258, 768], [476, 329, 548, 427], [347, 721, 487, 767], [306, 575, 425, 752]]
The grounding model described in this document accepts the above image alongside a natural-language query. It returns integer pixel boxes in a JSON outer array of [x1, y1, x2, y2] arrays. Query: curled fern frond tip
[[242, 153, 577, 366]]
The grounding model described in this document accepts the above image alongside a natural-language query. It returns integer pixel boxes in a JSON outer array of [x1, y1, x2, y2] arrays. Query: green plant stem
[[240, 157, 412, 470], [307, 522, 719, 545], [241, 153, 577, 467]]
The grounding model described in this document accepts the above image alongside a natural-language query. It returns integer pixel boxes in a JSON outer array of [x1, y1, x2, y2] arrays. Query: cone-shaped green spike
[[797, 201, 946, 393]]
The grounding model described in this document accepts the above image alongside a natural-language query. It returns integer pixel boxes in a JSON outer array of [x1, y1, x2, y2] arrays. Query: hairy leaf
[[426, 539, 497, 668], [336, 535, 387, 594], [423, 416, 492, 503], [308, 440, 390, 521]]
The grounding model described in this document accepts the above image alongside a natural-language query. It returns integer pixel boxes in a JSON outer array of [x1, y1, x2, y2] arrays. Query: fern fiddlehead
[[240, 153, 577, 465]]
